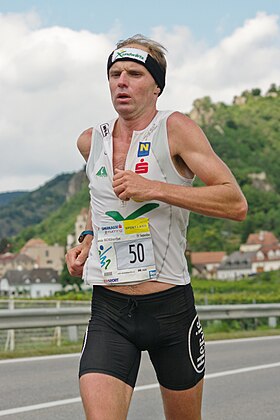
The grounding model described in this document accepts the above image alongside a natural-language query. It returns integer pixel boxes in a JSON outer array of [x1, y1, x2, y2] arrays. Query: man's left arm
[[113, 113, 248, 221]]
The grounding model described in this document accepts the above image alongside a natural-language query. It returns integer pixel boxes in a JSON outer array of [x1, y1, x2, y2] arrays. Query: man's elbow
[[233, 199, 248, 222]]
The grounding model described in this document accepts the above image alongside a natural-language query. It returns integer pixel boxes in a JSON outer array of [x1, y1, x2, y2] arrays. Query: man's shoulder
[[78, 127, 93, 141], [167, 111, 198, 132], [77, 128, 93, 160]]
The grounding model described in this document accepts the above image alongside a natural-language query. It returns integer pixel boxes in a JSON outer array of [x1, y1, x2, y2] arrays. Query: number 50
[[129, 243, 145, 263]]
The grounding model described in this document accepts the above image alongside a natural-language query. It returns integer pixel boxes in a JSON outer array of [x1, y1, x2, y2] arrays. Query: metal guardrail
[[197, 303, 280, 320], [0, 307, 90, 330], [0, 304, 279, 330]]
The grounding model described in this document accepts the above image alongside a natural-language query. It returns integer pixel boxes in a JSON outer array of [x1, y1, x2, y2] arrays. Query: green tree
[[251, 88, 261, 96], [266, 83, 279, 94], [0, 238, 10, 254]]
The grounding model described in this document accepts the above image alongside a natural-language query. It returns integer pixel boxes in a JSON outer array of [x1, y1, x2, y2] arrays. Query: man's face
[[108, 47, 159, 117]]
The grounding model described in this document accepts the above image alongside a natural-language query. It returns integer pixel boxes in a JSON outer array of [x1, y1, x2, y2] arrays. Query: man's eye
[[110, 71, 120, 77]]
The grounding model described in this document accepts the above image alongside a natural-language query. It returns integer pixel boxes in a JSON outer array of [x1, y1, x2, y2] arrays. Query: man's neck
[[114, 108, 158, 141]]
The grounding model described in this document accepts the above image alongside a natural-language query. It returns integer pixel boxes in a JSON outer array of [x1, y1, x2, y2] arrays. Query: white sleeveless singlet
[[83, 111, 194, 286]]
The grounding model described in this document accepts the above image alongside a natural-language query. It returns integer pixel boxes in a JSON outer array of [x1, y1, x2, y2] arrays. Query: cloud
[[158, 12, 280, 110], [0, 11, 279, 192], [0, 12, 116, 192]]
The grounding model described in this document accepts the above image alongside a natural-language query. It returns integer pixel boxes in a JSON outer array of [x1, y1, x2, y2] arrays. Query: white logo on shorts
[[188, 314, 205, 373]]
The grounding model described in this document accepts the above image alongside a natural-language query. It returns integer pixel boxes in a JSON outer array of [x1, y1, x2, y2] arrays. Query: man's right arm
[[65, 128, 93, 277]]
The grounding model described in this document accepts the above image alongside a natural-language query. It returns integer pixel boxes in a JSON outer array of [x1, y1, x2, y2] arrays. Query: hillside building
[[191, 252, 226, 279], [0, 253, 35, 277], [0, 268, 61, 297], [217, 231, 280, 280], [66, 207, 88, 249], [217, 251, 256, 280], [20, 238, 65, 274]]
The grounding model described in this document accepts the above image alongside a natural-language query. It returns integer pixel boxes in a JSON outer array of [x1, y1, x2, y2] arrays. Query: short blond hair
[[116, 34, 167, 72]]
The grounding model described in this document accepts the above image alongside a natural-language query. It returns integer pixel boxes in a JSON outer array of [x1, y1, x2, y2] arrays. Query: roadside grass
[[0, 341, 82, 359], [204, 328, 280, 341]]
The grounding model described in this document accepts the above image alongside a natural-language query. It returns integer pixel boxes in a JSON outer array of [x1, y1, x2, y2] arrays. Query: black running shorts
[[79, 284, 205, 390]]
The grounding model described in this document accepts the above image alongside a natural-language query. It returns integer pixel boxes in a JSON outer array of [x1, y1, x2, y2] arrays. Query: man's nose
[[118, 71, 128, 86]]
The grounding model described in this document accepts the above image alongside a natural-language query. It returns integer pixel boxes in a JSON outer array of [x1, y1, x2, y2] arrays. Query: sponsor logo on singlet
[[98, 244, 112, 269], [105, 203, 159, 222], [100, 123, 109, 137], [105, 277, 119, 283], [96, 166, 108, 177], [149, 269, 157, 279], [135, 159, 149, 174], [137, 142, 151, 157], [188, 314, 205, 373]]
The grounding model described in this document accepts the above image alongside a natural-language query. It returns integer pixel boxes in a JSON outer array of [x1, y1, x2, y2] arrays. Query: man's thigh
[[79, 324, 141, 388], [80, 372, 134, 420], [79, 323, 141, 419], [148, 292, 205, 391], [147, 285, 205, 419]]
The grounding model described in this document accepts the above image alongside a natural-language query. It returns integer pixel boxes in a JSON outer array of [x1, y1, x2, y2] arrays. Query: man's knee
[[160, 378, 204, 420]]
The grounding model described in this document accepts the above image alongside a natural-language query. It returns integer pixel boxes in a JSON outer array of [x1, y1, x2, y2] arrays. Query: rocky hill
[[0, 171, 87, 239], [187, 85, 280, 251]]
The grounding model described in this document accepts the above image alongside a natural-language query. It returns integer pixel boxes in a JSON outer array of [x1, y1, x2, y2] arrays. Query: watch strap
[[78, 230, 94, 243]]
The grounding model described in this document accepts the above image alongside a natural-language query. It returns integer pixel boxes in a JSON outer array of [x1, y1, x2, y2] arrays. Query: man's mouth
[[117, 93, 130, 99]]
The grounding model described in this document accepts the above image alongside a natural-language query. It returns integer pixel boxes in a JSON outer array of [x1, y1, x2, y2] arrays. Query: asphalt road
[[0, 335, 279, 419]]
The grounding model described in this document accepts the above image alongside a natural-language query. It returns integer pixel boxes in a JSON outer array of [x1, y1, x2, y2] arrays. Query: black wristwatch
[[78, 230, 94, 243]]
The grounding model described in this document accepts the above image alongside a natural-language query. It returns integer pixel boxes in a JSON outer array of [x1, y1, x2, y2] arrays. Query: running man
[[66, 34, 247, 420]]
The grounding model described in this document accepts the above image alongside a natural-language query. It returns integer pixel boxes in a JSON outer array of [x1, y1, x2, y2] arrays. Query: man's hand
[[65, 241, 91, 277], [112, 168, 160, 201]]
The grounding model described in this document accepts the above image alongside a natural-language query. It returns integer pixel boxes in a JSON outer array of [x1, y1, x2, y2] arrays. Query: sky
[[0, 0, 279, 193]]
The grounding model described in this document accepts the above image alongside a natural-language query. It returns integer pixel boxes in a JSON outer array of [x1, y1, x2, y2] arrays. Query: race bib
[[97, 218, 157, 284]]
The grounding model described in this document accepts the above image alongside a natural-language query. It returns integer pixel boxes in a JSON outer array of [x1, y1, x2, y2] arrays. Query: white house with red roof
[[191, 251, 226, 279], [0, 268, 62, 297], [217, 231, 280, 279]]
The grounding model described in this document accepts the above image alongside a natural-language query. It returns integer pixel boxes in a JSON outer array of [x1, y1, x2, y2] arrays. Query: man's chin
[[114, 103, 134, 115]]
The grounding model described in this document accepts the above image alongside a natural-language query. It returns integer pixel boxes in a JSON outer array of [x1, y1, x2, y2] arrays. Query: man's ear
[[154, 86, 161, 95]]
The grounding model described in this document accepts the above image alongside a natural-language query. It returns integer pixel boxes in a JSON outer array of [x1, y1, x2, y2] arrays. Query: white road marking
[[0, 398, 81, 417], [205, 361, 280, 379], [0, 353, 80, 365], [0, 361, 280, 416], [134, 383, 159, 391], [206, 334, 280, 345]]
